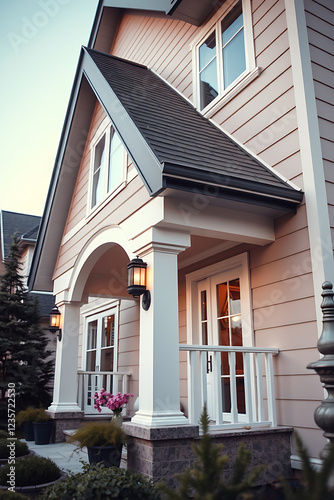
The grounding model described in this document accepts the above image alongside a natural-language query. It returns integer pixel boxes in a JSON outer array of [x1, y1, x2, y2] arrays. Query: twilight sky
[[0, 0, 98, 216]]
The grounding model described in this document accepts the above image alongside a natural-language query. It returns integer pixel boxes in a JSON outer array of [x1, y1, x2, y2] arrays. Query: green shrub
[[280, 433, 334, 500], [0, 430, 9, 439], [16, 406, 43, 425], [0, 491, 29, 499], [0, 438, 29, 458], [0, 455, 60, 487], [38, 463, 161, 500], [68, 421, 126, 449], [31, 408, 51, 423], [158, 405, 266, 500]]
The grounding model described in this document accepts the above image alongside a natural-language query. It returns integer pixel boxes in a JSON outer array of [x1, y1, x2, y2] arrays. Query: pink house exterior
[[29, 0, 334, 484]]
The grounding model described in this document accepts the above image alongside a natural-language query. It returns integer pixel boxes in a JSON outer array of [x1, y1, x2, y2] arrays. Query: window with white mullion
[[91, 134, 107, 209], [195, 0, 252, 112], [221, 2, 245, 89], [198, 30, 219, 110]]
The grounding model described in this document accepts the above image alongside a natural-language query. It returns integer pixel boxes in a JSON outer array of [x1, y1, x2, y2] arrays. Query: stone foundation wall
[[123, 423, 293, 487]]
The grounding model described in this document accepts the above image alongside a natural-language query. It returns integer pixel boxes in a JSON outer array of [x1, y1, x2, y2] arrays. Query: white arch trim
[[67, 225, 134, 302]]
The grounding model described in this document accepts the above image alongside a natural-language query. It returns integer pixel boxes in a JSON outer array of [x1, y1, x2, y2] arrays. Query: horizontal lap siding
[[217, 0, 320, 442], [111, 14, 196, 101], [110, 2, 322, 444], [305, 0, 334, 253], [54, 100, 147, 282], [118, 300, 139, 413]]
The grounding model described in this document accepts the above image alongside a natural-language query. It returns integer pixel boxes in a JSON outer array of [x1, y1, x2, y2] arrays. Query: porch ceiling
[[83, 244, 128, 299]]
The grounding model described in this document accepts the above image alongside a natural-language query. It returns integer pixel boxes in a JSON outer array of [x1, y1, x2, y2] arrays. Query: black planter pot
[[23, 421, 35, 441], [33, 421, 53, 445], [87, 445, 123, 467]]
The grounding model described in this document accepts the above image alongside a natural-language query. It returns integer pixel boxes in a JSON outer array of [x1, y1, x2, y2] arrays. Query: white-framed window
[[89, 118, 127, 213], [186, 253, 253, 421], [192, 0, 258, 115]]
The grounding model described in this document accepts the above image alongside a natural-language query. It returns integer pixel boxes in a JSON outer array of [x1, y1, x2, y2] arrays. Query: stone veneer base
[[122, 422, 293, 488], [46, 411, 85, 443]]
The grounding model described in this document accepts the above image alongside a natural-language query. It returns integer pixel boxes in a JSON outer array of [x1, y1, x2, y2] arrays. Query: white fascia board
[[162, 197, 275, 245]]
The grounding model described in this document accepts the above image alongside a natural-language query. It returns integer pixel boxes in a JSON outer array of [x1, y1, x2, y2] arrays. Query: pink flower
[[93, 389, 134, 414]]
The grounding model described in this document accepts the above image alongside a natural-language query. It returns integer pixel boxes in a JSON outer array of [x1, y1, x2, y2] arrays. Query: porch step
[[63, 429, 83, 449]]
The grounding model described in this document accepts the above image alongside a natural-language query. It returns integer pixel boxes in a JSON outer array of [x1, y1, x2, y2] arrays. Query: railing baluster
[[229, 351, 238, 423], [265, 353, 277, 426], [244, 352, 254, 423], [188, 350, 199, 425], [213, 351, 223, 424], [255, 353, 265, 422], [201, 351, 208, 409]]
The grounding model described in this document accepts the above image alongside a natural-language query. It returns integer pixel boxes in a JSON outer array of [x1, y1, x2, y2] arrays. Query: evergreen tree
[[0, 238, 54, 411], [158, 405, 266, 500]]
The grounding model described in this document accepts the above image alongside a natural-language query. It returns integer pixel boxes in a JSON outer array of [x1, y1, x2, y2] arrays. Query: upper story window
[[193, 0, 257, 115], [89, 119, 127, 212]]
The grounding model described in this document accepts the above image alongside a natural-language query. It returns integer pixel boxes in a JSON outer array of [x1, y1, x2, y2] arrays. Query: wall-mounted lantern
[[127, 257, 151, 310], [49, 306, 62, 341]]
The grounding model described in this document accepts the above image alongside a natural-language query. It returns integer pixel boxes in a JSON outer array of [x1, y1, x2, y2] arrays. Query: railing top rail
[[179, 344, 279, 354], [77, 370, 132, 376]]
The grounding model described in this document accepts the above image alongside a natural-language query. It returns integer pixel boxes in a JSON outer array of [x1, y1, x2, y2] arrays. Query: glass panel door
[[215, 278, 245, 415], [197, 269, 248, 423], [86, 320, 98, 408], [84, 307, 118, 413]]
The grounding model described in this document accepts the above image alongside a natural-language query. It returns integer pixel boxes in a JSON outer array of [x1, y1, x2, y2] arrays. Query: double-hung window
[[90, 119, 127, 212], [194, 0, 257, 113]]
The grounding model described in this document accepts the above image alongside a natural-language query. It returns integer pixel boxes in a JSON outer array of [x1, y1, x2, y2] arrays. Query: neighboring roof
[[0, 210, 41, 261], [30, 292, 55, 318]]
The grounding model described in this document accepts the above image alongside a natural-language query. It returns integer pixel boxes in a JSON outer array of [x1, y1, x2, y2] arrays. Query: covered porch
[[44, 205, 293, 484]]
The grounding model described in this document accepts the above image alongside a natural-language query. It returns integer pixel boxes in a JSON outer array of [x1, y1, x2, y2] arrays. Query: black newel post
[[308, 281, 334, 458]]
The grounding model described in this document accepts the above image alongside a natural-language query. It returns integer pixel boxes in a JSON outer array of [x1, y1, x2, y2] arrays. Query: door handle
[[207, 355, 212, 373]]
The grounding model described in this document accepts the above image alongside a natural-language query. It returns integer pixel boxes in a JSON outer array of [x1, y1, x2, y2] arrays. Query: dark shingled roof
[[30, 292, 55, 317], [85, 48, 303, 209], [1, 211, 41, 260]]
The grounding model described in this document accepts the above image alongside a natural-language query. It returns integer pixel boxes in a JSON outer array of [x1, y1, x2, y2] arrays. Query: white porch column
[[131, 228, 191, 427], [48, 301, 82, 413]]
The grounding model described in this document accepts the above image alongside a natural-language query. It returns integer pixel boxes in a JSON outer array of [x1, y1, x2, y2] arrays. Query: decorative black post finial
[[307, 281, 334, 458]]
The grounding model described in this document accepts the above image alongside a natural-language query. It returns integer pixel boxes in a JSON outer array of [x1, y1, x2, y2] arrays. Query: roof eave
[[162, 175, 303, 214]]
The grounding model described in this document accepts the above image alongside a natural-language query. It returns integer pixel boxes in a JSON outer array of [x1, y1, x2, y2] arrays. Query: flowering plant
[[94, 389, 133, 415]]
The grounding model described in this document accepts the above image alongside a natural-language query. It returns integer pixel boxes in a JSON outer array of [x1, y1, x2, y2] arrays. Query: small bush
[[0, 491, 29, 499], [0, 455, 60, 487], [39, 464, 161, 500], [69, 421, 126, 449], [16, 407, 43, 425], [0, 431, 9, 439], [0, 438, 29, 458]]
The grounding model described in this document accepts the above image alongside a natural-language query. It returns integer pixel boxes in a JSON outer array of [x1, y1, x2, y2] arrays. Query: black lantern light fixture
[[127, 257, 151, 310], [49, 306, 62, 341]]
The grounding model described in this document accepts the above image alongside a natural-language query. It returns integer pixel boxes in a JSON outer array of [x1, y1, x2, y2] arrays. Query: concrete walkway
[[25, 440, 89, 475], [24, 439, 127, 474]]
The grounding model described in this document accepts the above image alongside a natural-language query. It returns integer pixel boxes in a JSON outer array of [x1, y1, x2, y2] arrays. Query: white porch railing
[[179, 345, 279, 430], [77, 371, 132, 415]]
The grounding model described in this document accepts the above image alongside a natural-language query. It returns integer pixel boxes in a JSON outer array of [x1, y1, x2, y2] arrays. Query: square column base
[[46, 411, 84, 443]]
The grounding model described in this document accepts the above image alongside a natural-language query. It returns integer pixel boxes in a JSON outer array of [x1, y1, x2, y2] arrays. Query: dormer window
[[89, 119, 127, 213], [193, 0, 258, 115]]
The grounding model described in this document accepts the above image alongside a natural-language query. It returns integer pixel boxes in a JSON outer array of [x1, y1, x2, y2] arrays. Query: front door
[[84, 307, 118, 413], [191, 256, 252, 423]]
